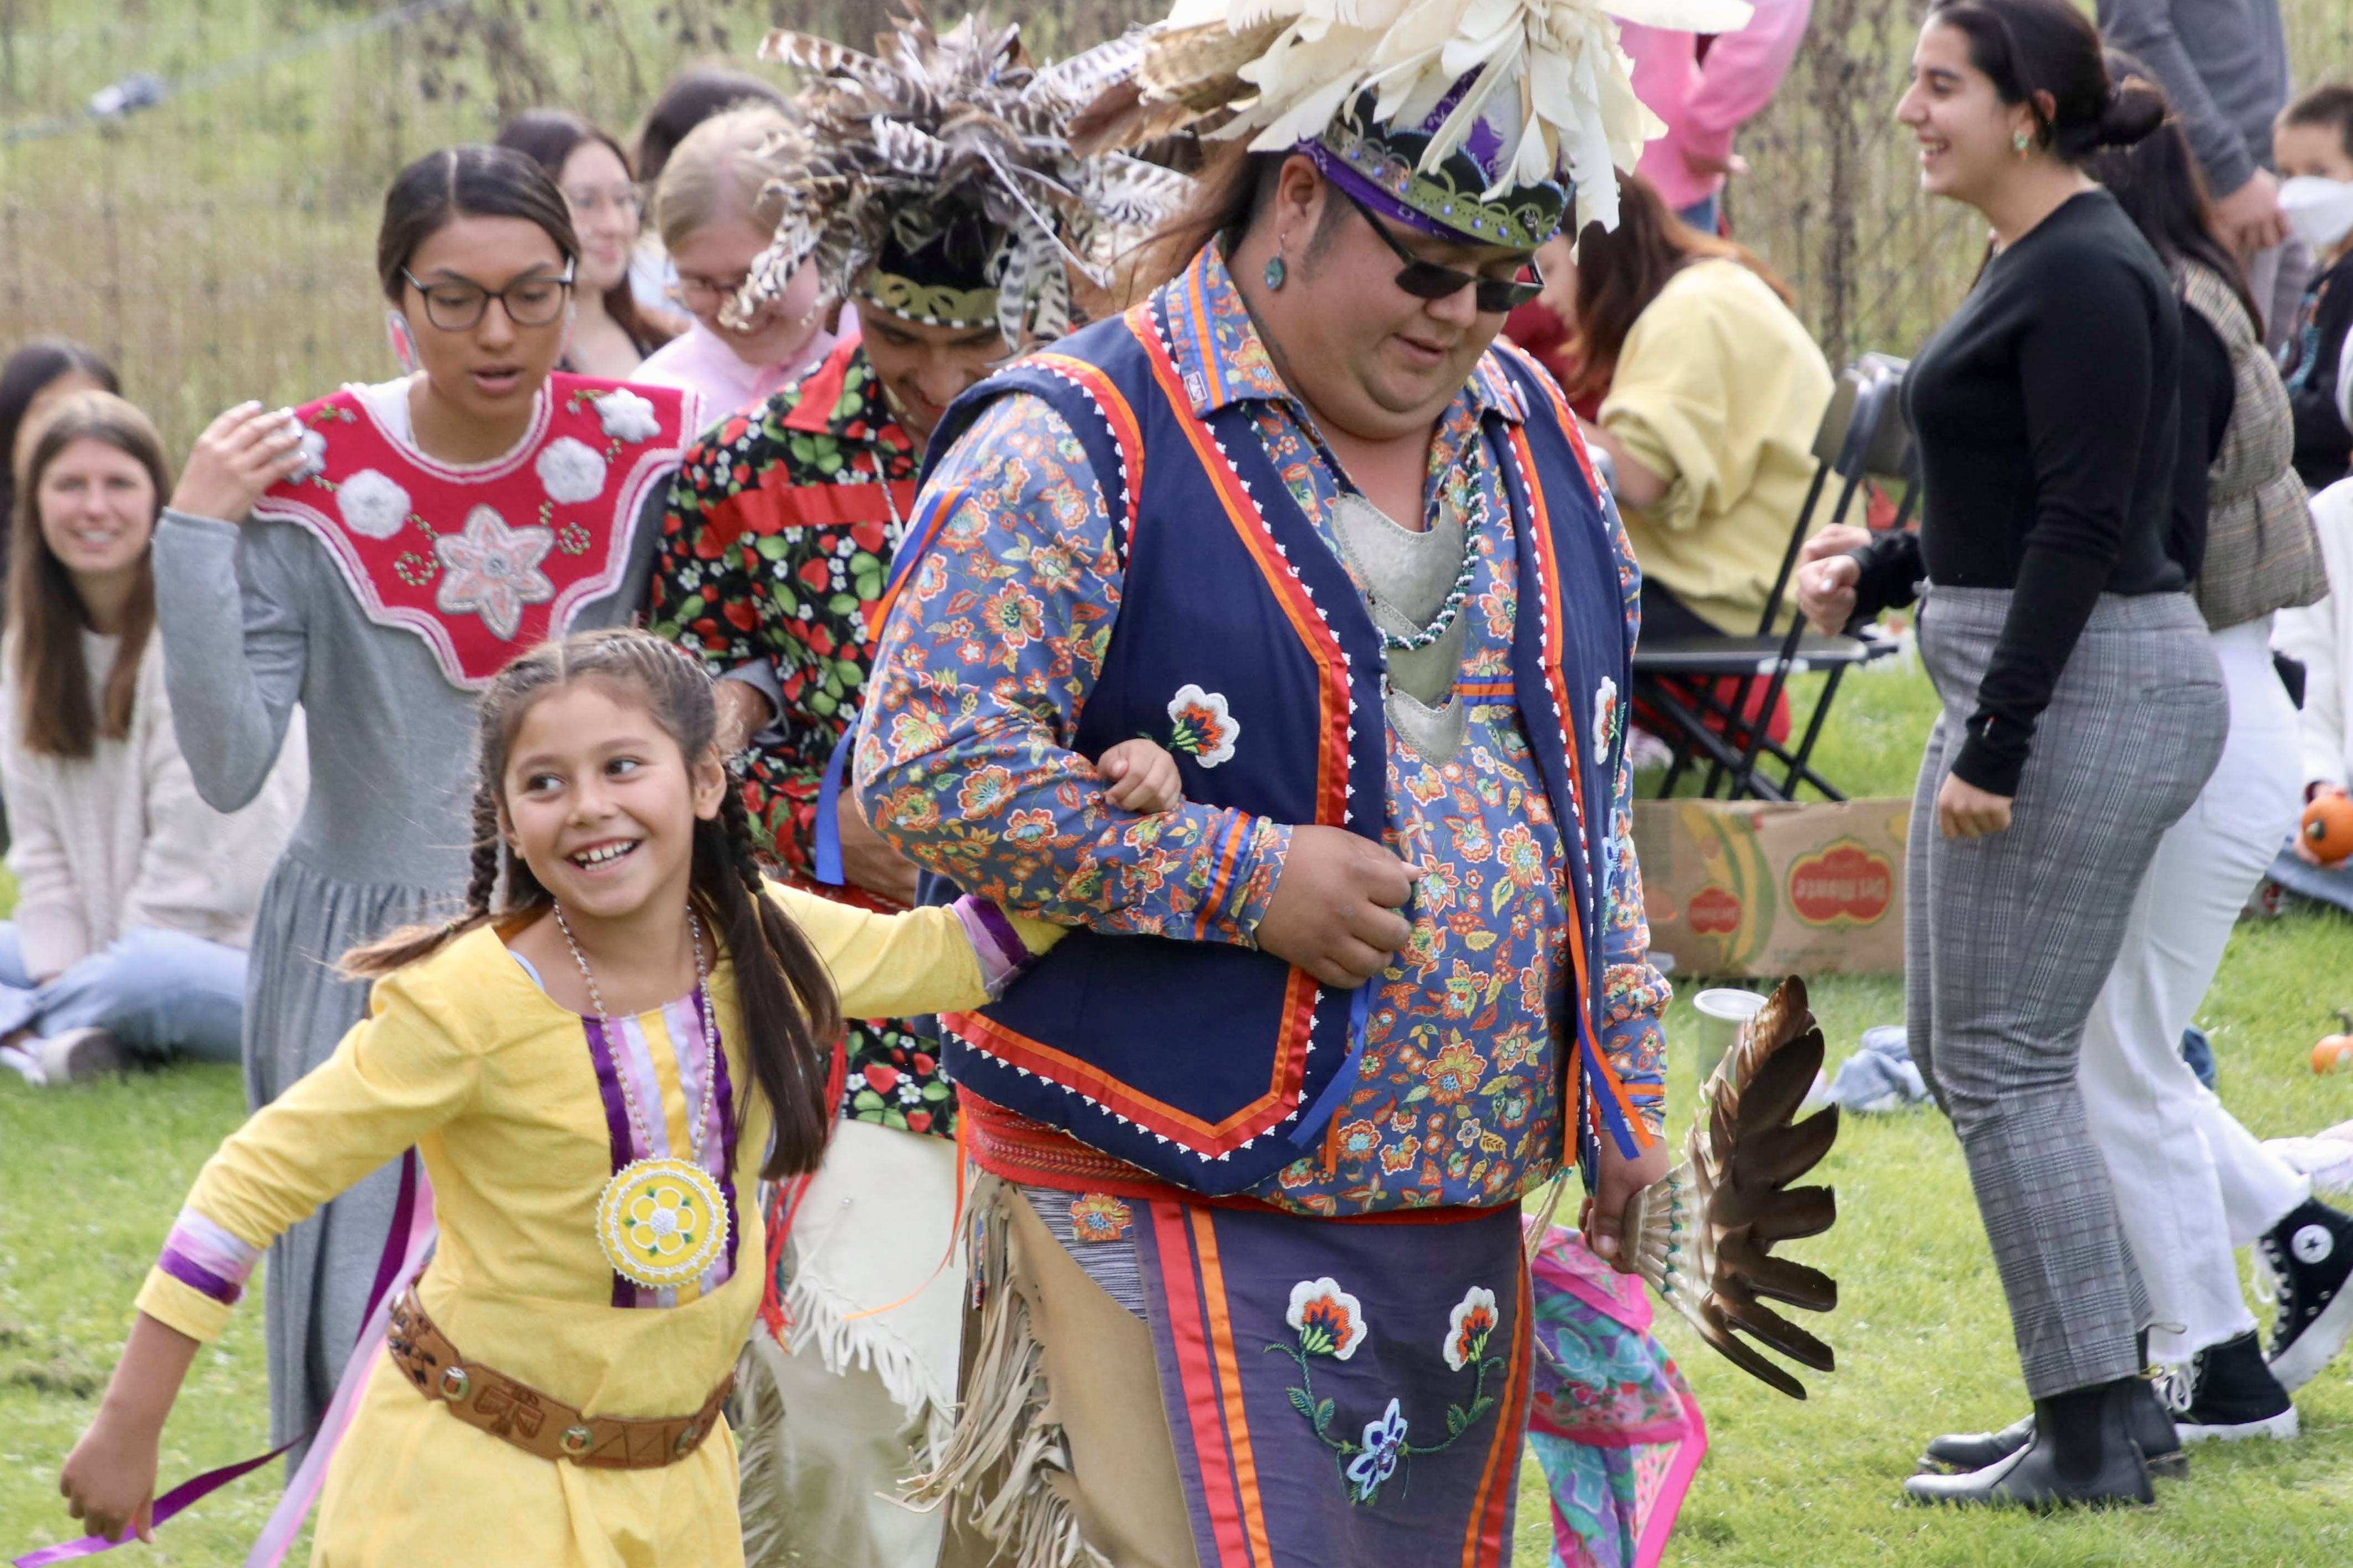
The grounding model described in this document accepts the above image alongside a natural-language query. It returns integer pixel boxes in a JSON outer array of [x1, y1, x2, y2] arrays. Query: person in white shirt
[[0, 392, 305, 1084]]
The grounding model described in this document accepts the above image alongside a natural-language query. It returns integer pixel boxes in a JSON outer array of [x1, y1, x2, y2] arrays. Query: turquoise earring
[[1263, 253, 1288, 291]]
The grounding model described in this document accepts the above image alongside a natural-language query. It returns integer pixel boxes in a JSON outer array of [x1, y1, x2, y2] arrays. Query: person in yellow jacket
[[1566, 172, 1836, 639], [47, 628, 1178, 1565]]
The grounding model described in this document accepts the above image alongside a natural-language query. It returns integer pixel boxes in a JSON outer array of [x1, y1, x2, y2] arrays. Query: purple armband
[[953, 895, 1040, 999], [156, 1208, 260, 1307]]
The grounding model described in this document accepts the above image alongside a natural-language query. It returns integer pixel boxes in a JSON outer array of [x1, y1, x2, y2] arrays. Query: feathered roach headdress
[[732, 10, 1193, 346], [1071, 0, 1754, 241]]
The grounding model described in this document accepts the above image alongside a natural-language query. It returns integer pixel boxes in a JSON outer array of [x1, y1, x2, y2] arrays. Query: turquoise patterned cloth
[[1524, 1226, 1707, 1568]]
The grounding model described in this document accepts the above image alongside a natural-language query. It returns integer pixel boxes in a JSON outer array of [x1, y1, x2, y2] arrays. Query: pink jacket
[[1621, 0, 1812, 213]]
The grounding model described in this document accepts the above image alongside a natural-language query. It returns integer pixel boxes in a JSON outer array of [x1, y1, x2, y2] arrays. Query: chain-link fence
[[4, 0, 2351, 450]]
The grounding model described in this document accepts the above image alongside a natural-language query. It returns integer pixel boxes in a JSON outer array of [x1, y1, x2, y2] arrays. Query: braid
[[706, 779, 840, 1176], [463, 779, 504, 918]]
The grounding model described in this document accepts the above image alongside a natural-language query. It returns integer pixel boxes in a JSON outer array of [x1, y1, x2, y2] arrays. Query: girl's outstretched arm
[[766, 884, 1065, 1021], [57, 1313, 200, 1545]]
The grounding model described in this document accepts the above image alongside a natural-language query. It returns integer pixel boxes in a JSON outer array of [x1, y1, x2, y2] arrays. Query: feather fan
[[1622, 974, 1841, 1399]]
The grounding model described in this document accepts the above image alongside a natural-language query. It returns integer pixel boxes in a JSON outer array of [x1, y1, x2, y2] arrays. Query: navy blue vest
[[907, 298, 1636, 1196]]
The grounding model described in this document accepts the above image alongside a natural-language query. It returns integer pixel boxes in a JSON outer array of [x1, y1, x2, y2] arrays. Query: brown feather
[[1628, 974, 1842, 1399]]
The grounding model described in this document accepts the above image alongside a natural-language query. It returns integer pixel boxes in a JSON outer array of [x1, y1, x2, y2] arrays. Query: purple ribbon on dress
[[13, 1149, 437, 1568]]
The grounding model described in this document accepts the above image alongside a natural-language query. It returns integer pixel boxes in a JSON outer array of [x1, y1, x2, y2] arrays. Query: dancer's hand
[[837, 790, 919, 907], [1938, 773, 2013, 838], [1584, 1132, 1672, 1273], [59, 1411, 158, 1545], [1256, 826, 1425, 989], [1096, 738, 1183, 814], [1794, 526, 1871, 635], [713, 680, 774, 756], [172, 403, 311, 523], [58, 1313, 198, 1546]]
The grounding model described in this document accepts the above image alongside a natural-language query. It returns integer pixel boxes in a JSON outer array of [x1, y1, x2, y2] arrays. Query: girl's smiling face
[[500, 677, 727, 925]]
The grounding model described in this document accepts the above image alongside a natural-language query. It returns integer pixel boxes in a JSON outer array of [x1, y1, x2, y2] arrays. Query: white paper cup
[[1693, 987, 1768, 1092]]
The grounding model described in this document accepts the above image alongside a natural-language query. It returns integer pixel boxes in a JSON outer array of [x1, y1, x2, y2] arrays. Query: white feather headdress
[[1072, 0, 1754, 234], [734, 12, 1193, 345]]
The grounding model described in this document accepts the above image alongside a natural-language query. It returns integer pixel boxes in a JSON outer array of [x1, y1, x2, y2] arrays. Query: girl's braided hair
[[342, 627, 840, 1177]]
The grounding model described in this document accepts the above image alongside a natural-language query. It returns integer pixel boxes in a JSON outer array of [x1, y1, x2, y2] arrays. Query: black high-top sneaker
[[2175, 1332, 2297, 1442], [2261, 1200, 2353, 1392]]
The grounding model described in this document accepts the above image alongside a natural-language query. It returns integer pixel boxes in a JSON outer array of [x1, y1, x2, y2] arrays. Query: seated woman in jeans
[[0, 391, 305, 1084]]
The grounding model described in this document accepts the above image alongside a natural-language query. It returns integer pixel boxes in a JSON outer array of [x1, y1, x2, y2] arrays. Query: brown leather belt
[[385, 1291, 732, 1468]]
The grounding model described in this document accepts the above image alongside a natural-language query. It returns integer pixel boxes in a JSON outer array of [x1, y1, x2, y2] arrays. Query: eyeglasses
[[563, 182, 643, 219], [670, 269, 754, 307], [401, 264, 576, 331], [1336, 186, 1543, 315]]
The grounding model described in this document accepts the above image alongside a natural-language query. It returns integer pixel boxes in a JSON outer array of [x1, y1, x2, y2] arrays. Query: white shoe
[[36, 1028, 128, 1084]]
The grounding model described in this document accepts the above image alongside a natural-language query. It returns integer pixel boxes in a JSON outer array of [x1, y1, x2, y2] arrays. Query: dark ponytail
[[1929, 0, 2160, 163], [342, 628, 842, 1179], [377, 145, 581, 304]]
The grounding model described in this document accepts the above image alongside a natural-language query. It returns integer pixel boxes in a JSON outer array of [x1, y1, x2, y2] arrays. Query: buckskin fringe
[[905, 1180, 1109, 1568], [782, 1263, 958, 1469], [733, 1335, 795, 1568]]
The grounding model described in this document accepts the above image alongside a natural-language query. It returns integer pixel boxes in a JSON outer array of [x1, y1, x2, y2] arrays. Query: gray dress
[[152, 380, 673, 1449]]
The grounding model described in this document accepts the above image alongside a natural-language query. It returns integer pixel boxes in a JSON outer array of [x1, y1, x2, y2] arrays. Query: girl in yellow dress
[[50, 627, 1179, 1565]]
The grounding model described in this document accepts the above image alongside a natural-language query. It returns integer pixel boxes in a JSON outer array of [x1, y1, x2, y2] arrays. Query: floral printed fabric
[[856, 245, 1669, 1215], [648, 343, 954, 1136]]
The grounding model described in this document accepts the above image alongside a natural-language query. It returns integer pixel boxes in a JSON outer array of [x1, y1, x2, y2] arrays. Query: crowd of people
[[4, 0, 2353, 1561]]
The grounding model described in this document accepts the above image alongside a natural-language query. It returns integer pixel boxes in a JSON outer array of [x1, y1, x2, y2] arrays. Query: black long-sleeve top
[[1849, 191, 2186, 795], [2281, 248, 2353, 492]]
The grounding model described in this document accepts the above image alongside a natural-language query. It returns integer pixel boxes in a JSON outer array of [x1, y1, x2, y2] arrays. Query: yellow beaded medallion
[[595, 1156, 730, 1289]]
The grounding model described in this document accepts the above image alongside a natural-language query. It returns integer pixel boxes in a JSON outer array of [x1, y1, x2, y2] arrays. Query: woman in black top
[[1799, 0, 2228, 1509]]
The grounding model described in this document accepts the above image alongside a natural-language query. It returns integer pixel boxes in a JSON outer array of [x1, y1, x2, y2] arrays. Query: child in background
[[49, 628, 1178, 1562], [2275, 84, 2353, 492]]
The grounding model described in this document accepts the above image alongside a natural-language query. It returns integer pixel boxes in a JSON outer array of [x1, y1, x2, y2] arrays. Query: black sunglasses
[[1336, 186, 1543, 315]]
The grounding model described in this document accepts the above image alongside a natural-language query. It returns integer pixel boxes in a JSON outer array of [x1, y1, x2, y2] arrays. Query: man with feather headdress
[[643, 13, 1191, 1566], [847, 0, 1753, 1561]]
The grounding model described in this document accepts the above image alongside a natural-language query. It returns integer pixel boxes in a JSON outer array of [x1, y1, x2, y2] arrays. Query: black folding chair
[[1631, 353, 1915, 802]]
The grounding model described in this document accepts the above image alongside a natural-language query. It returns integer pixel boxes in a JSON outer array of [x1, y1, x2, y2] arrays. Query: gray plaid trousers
[[1907, 586, 2226, 1397]]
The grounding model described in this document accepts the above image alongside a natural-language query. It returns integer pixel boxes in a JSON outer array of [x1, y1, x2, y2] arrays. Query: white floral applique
[[1592, 675, 1620, 763], [1441, 1285, 1498, 1371], [535, 436, 608, 505], [434, 505, 554, 640], [336, 468, 411, 541], [290, 425, 329, 484], [591, 388, 660, 444], [1166, 684, 1239, 769]]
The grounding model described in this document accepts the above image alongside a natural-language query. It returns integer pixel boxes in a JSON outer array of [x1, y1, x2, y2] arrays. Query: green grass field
[[4, 660, 2352, 1565]]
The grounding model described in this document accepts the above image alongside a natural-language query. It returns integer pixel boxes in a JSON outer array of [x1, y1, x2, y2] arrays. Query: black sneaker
[[2174, 1332, 2297, 1443], [2261, 1200, 2353, 1392]]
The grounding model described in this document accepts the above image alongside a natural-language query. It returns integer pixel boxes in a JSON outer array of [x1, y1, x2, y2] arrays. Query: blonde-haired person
[[0, 393, 304, 1084], [632, 106, 833, 414]]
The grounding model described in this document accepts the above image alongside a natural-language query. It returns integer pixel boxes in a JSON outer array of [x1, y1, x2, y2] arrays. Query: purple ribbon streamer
[[12, 1151, 422, 1568]]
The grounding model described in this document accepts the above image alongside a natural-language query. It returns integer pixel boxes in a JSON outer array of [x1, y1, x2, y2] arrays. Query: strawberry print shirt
[[648, 339, 954, 1136], [855, 246, 1670, 1216]]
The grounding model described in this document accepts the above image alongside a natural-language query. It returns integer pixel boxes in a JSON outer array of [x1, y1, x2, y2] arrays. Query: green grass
[[6, 661, 2352, 1565]]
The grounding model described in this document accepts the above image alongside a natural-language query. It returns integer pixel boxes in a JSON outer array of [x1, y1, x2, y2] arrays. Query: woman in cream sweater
[[0, 392, 304, 1084], [1565, 172, 1834, 638]]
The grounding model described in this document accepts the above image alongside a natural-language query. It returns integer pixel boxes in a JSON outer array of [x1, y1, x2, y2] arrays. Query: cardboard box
[[1633, 798, 1911, 977]]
